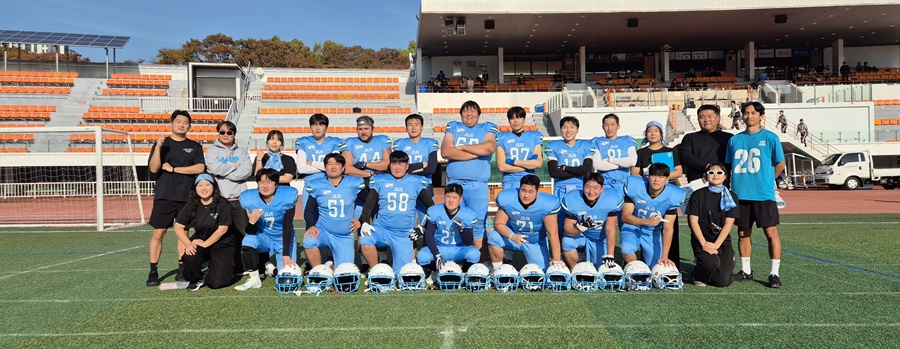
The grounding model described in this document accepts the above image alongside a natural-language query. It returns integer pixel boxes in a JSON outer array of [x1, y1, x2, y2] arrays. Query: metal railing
[[0, 181, 154, 199], [139, 97, 234, 112]]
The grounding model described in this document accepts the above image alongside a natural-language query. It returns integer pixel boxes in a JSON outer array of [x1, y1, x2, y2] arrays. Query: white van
[[815, 148, 900, 190]]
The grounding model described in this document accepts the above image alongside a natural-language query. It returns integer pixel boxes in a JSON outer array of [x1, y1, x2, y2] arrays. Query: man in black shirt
[[146, 110, 206, 286], [679, 105, 733, 183]]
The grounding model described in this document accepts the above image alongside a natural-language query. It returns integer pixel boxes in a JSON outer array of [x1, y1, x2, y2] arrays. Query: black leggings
[[690, 238, 735, 287], [182, 237, 236, 289]]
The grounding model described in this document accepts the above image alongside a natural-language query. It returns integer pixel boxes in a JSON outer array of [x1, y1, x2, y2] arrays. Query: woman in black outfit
[[686, 163, 738, 287], [254, 130, 297, 185]]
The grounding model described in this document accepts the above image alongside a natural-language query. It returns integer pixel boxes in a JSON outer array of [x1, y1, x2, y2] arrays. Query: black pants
[[182, 236, 236, 289], [228, 200, 248, 271], [690, 238, 734, 287], [667, 216, 681, 271]]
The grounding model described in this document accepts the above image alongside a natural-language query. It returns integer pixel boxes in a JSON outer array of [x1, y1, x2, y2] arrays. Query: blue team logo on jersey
[[456, 128, 465, 132], [385, 183, 394, 188], [601, 141, 609, 146], [323, 190, 332, 195], [577, 211, 587, 216], [307, 145, 315, 150], [438, 219, 446, 226], [355, 145, 363, 149]]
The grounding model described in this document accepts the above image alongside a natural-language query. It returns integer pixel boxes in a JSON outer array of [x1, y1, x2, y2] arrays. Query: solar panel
[[0, 30, 129, 48]]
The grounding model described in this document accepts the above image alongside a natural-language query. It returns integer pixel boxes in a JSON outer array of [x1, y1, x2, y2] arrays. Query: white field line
[[0, 246, 142, 280]]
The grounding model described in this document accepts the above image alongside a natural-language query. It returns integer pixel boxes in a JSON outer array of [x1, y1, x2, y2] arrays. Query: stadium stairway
[[37, 78, 103, 152]]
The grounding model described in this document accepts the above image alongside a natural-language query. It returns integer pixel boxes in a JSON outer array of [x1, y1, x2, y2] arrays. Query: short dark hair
[[583, 172, 604, 187], [560, 116, 580, 129], [309, 113, 329, 127], [323, 153, 346, 167], [520, 174, 541, 190], [405, 114, 424, 126], [697, 104, 720, 116], [741, 101, 765, 115], [255, 168, 280, 182], [216, 120, 236, 133], [647, 163, 671, 178], [171, 110, 191, 122], [460, 100, 481, 115], [445, 183, 464, 197], [266, 130, 284, 144], [389, 150, 410, 163], [602, 113, 620, 125], [506, 106, 526, 119]]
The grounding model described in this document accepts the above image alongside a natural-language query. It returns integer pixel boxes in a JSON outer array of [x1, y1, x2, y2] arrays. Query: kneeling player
[[416, 183, 480, 274], [488, 174, 563, 271], [561, 173, 623, 269], [620, 163, 686, 269], [234, 169, 299, 291], [358, 151, 435, 273], [303, 153, 366, 267]]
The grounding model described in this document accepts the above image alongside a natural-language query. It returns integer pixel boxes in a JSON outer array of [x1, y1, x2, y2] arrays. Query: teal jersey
[[725, 129, 785, 201], [622, 176, 686, 235], [545, 139, 595, 189], [425, 204, 478, 247], [394, 137, 438, 185], [592, 135, 637, 186]]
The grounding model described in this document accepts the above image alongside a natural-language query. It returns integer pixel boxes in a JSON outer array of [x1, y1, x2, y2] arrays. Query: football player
[[342, 115, 392, 179], [357, 151, 435, 274], [545, 116, 595, 234], [487, 174, 563, 270], [496, 106, 543, 190], [393, 113, 438, 222], [234, 168, 299, 291], [295, 113, 345, 219], [561, 173, 623, 269], [591, 113, 637, 194], [416, 183, 480, 275], [302, 153, 366, 267], [440, 100, 498, 260], [620, 163, 686, 269]]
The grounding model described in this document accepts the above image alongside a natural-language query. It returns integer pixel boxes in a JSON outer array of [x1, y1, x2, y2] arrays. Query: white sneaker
[[234, 276, 262, 291], [264, 262, 276, 277], [426, 272, 435, 286], [693, 280, 707, 287]]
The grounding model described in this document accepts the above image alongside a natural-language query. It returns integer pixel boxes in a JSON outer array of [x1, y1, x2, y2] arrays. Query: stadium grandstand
[[2, 0, 900, 228]]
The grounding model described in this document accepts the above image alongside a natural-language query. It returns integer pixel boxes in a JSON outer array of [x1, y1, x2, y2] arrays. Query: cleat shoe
[[146, 271, 160, 287], [175, 263, 186, 282], [186, 281, 204, 292], [768, 274, 782, 289], [693, 280, 707, 287], [234, 277, 262, 291], [734, 271, 753, 282]]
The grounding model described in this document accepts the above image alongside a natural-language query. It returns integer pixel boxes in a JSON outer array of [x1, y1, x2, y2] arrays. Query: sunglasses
[[706, 171, 725, 175], [218, 130, 234, 136]]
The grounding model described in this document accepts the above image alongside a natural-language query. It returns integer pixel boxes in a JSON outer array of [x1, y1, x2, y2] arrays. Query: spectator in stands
[[205, 120, 252, 272], [437, 70, 446, 82], [863, 61, 877, 72], [629, 79, 639, 91], [174, 174, 238, 291], [618, 69, 627, 78], [809, 70, 820, 83], [777, 111, 788, 134], [254, 130, 296, 185], [855, 62, 864, 73], [840, 62, 852, 81], [631, 69, 641, 78], [680, 104, 733, 184], [517, 74, 526, 85], [467, 76, 475, 92], [482, 71, 490, 84], [685, 68, 697, 78], [441, 100, 498, 261], [796, 119, 809, 147], [824, 65, 832, 78], [146, 110, 206, 287]]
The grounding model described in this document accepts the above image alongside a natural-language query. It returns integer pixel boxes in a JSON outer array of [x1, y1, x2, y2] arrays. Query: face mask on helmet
[[465, 263, 491, 293], [598, 263, 626, 292], [398, 262, 426, 293], [437, 261, 464, 292], [571, 262, 599, 292], [624, 261, 653, 292], [544, 264, 572, 292], [275, 265, 304, 294], [493, 264, 520, 293], [306, 264, 334, 294], [367, 263, 395, 294], [519, 263, 545, 292], [651, 264, 683, 291], [333, 263, 361, 294]]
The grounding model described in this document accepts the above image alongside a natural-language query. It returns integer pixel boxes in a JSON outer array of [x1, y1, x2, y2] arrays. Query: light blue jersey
[[545, 139, 595, 193], [304, 176, 366, 235], [725, 129, 785, 201], [561, 189, 624, 242], [394, 137, 438, 186], [445, 120, 499, 182], [425, 204, 478, 248], [495, 189, 560, 242], [239, 186, 299, 240], [592, 135, 637, 188], [295, 135, 345, 180], [497, 130, 543, 188], [621, 175, 686, 269], [370, 173, 428, 232], [344, 135, 393, 173]]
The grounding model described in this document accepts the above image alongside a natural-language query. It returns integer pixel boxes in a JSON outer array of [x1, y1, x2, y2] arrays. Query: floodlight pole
[[55, 45, 59, 72], [105, 48, 109, 78]]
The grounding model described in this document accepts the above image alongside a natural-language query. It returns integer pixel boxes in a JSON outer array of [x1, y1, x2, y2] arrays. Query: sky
[[5, 0, 421, 62]]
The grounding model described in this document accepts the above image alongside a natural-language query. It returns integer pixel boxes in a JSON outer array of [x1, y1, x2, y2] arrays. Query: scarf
[[265, 150, 284, 172], [707, 185, 737, 211]]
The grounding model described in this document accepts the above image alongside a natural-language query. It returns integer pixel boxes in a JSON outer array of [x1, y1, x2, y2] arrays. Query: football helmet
[[571, 262, 599, 292], [544, 263, 572, 292], [465, 263, 491, 292], [519, 263, 545, 292], [275, 265, 304, 294], [333, 262, 361, 294], [305, 264, 334, 294], [436, 261, 464, 292], [651, 263, 683, 291], [624, 261, 653, 292], [598, 262, 626, 292], [398, 262, 426, 293], [492, 264, 520, 293], [367, 263, 395, 294]]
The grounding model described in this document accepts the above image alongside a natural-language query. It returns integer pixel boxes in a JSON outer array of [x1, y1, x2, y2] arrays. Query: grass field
[[1, 214, 898, 348]]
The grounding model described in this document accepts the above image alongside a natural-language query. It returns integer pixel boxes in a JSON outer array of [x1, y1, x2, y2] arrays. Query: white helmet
[[333, 263, 361, 294], [598, 262, 626, 292], [519, 263, 545, 292], [305, 264, 334, 294], [465, 263, 491, 292], [492, 264, 520, 293], [437, 261, 464, 292], [544, 263, 572, 292], [275, 265, 304, 294], [651, 263, 683, 291], [367, 263, 395, 294], [624, 261, 653, 292], [398, 262, 426, 293], [571, 262, 599, 292]]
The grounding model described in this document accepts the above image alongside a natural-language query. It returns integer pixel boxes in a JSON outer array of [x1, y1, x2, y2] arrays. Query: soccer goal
[[0, 126, 146, 231]]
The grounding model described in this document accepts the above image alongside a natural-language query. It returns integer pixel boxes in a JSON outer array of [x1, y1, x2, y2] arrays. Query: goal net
[[0, 126, 146, 230]]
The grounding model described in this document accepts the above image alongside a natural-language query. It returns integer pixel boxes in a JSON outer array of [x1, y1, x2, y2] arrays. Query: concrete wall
[[416, 91, 557, 114], [427, 55, 498, 79]]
